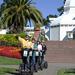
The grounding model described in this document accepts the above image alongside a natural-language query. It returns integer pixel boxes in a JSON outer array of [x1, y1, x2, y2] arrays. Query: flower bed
[[0, 46, 21, 59]]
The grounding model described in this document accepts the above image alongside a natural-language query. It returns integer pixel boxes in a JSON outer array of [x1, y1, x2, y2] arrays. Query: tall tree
[[57, 0, 66, 16], [0, 0, 43, 33], [43, 14, 58, 26], [47, 14, 57, 18]]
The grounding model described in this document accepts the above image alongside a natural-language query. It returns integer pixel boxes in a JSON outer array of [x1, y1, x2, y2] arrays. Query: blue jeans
[[32, 50, 36, 65]]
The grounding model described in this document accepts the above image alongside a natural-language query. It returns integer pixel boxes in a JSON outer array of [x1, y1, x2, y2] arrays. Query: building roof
[[64, 0, 75, 8], [51, 0, 75, 26]]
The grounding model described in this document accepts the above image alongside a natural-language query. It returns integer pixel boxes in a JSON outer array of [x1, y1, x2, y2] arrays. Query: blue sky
[[34, 0, 64, 18], [0, 0, 64, 18]]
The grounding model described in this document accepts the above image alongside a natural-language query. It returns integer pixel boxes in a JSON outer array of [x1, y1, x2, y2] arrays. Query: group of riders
[[15, 30, 47, 73], [16, 35, 47, 65]]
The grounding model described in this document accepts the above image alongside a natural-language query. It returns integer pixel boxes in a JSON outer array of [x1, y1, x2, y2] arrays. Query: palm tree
[[57, 6, 64, 16], [43, 18, 50, 26], [0, 0, 43, 33]]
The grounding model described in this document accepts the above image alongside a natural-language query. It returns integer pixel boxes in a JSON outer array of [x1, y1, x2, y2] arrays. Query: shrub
[[0, 32, 26, 46], [18, 32, 26, 38], [0, 46, 21, 59]]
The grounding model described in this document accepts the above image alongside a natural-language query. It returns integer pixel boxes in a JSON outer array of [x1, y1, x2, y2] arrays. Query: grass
[[0, 56, 22, 65], [57, 68, 75, 75], [0, 56, 22, 75], [0, 67, 16, 75]]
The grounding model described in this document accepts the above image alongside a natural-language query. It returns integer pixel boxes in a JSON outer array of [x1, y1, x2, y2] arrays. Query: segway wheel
[[40, 63, 44, 70], [29, 72, 33, 75], [19, 64, 24, 75], [44, 61, 48, 69], [24, 72, 33, 75], [31, 65, 34, 72]]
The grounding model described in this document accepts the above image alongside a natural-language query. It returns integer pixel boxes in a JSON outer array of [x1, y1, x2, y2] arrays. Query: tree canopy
[[57, 0, 66, 16], [0, 0, 43, 33]]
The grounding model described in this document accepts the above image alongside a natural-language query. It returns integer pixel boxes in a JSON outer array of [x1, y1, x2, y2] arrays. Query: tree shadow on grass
[[6, 69, 20, 75], [0, 67, 20, 75], [64, 68, 75, 74], [7, 72, 20, 75]]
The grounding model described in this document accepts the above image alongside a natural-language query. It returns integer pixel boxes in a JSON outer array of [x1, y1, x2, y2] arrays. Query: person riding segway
[[41, 41, 48, 69], [30, 38, 38, 72], [37, 30, 48, 70], [15, 35, 33, 75]]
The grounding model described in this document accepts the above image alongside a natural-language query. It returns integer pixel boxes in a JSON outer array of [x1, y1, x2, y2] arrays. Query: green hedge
[[0, 32, 26, 46]]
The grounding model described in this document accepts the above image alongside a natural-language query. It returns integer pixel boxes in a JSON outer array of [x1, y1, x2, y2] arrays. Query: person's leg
[[39, 51, 43, 64], [32, 50, 36, 65], [20, 48, 27, 70], [21, 48, 27, 64], [27, 48, 30, 65], [35, 56, 38, 63], [42, 50, 44, 62], [38, 51, 41, 64]]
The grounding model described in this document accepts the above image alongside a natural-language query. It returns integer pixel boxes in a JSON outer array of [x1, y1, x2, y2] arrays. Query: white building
[[0, 29, 9, 34], [50, 0, 75, 41]]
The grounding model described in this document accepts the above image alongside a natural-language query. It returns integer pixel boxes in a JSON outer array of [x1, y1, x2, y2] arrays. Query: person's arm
[[18, 36, 25, 44], [18, 36, 22, 41], [18, 36, 27, 48]]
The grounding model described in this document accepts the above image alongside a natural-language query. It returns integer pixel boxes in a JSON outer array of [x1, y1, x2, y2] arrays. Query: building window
[[73, 25, 75, 26], [73, 17, 75, 20], [50, 25, 60, 28], [65, 25, 68, 27], [67, 31, 73, 39], [73, 32, 75, 39], [69, 25, 72, 26]]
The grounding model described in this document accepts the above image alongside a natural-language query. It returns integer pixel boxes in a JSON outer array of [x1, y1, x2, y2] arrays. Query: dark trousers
[[31, 50, 36, 65], [21, 48, 29, 64]]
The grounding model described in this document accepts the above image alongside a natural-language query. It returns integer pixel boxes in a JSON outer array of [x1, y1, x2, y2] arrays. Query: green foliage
[[0, 32, 26, 46], [0, 56, 21, 65], [0, 34, 18, 46], [57, 6, 64, 16], [47, 14, 57, 18], [0, 0, 43, 33], [57, 0, 66, 16], [57, 68, 75, 75], [43, 18, 50, 26], [57, 69, 66, 75], [18, 32, 26, 38]]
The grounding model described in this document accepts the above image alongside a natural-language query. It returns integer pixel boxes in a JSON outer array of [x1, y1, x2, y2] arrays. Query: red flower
[[0, 46, 21, 59]]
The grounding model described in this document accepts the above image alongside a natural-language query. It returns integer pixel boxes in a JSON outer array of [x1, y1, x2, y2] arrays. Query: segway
[[29, 50, 39, 72], [40, 50, 48, 69], [37, 50, 48, 70], [29, 50, 35, 72], [33, 50, 43, 71], [19, 49, 33, 75]]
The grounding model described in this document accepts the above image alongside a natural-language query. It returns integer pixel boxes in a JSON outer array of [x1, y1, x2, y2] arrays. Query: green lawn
[[0, 56, 21, 74], [0, 56, 22, 65], [57, 68, 75, 75], [0, 67, 16, 75]]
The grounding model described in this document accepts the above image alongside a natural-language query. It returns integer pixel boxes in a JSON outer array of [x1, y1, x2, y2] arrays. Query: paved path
[[35, 63, 75, 75], [1, 63, 75, 75]]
